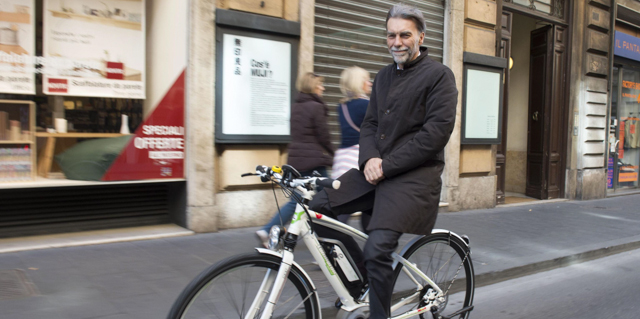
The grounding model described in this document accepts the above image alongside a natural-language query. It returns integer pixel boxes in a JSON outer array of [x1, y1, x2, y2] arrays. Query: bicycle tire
[[167, 252, 321, 319], [391, 233, 475, 319]]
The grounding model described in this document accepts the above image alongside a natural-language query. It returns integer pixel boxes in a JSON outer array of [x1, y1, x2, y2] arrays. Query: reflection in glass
[[612, 67, 640, 189]]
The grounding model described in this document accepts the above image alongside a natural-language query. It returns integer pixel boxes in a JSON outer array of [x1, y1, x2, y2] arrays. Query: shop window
[[610, 66, 640, 189], [0, 0, 187, 184]]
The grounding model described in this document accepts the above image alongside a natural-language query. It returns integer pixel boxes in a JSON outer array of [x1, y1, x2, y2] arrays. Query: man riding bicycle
[[310, 4, 458, 319]]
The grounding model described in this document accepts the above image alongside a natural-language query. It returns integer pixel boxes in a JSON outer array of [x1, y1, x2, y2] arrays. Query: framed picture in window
[[461, 53, 507, 144]]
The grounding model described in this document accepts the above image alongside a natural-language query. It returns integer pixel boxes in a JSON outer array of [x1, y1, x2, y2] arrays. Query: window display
[[610, 66, 640, 189], [0, 0, 186, 185], [0, 100, 35, 182]]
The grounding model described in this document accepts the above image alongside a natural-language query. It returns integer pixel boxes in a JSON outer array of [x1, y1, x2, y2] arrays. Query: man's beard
[[389, 45, 416, 64]]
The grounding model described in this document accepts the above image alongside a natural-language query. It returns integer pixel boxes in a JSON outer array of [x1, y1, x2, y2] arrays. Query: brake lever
[[241, 173, 259, 177]]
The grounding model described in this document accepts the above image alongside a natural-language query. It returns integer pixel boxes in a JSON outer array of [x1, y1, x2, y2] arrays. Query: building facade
[[204, 0, 624, 232], [1, 0, 629, 236]]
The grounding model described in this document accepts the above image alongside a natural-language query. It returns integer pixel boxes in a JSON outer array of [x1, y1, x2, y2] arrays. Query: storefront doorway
[[497, 8, 569, 204]]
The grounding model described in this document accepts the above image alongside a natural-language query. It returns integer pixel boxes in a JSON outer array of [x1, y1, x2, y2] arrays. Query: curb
[[473, 239, 640, 288], [0, 225, 195, 254]]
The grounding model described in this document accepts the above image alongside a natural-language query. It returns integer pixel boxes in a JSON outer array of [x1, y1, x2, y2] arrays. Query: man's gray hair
[[386, 4, 426, 34]]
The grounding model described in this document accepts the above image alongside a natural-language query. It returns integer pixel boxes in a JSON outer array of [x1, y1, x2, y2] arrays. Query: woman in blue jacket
[[333, 66, 372, 228]]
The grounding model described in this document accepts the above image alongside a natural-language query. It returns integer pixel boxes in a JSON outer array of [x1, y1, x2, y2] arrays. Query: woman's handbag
[[332, 145, 359, 179]]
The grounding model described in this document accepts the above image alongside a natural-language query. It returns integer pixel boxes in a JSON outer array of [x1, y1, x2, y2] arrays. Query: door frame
[[495, 11, 512, 204], [496, 1, 573, 200]]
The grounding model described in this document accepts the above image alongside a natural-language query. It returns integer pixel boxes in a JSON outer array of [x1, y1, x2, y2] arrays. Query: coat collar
[[394, 47, 429, 70], [295, 92, 325, 104]]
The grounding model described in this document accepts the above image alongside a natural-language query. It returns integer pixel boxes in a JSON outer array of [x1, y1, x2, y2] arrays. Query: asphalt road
[[467, 248, 640, 319]]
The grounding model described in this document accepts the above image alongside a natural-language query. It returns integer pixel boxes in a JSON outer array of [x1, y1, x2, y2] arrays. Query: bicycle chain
[[443, 248, 470, 297]]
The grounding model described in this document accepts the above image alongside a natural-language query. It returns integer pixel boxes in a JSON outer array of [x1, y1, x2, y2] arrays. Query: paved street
[[470, 248, 640, 319], [0, 194, 639, 318]]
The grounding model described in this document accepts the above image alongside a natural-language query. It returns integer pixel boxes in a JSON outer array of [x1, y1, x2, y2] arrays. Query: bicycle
[[167, 165, 475, 319]]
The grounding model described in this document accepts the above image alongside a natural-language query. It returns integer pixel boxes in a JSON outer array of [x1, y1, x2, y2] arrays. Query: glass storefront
[[0, 0, 187, 186], [609, 65, 640, 190]]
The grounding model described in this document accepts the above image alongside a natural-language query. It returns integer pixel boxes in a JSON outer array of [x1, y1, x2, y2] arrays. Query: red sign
[[47, 78, 68, 93], [102, 70, 185, 181], [620, 121, 625, 159], [106, 62, 125, 80]]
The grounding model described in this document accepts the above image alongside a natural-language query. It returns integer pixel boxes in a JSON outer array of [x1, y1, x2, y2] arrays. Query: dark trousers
[[365, 229, 402, 319], [310, 189, 401, 319]]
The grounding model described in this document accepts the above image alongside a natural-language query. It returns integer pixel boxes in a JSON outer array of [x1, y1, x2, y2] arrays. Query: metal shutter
[[0, 183, 177, 238], [314, 0, 445, 146]]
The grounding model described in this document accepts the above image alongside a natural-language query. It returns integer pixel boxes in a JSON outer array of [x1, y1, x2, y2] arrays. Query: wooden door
[[525, 25, 566, 199], [496, 12, 512, 204]]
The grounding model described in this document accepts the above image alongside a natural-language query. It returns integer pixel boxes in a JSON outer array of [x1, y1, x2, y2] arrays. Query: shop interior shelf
[[0, 141, 34, 144], [0, 100, 36, 181], [34, 132, 128, 138]]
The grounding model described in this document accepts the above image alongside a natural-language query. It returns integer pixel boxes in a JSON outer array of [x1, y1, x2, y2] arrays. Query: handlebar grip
[[255, 165, 271, 182], [316, 178, 341, 190]]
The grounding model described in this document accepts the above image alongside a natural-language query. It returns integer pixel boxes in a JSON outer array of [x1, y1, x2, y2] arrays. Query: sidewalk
[[1, 194, 639, 319]]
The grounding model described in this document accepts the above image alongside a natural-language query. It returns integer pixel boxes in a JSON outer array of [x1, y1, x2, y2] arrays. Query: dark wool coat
[[287, 93, 335, 172], [324, 48, 457, 236]]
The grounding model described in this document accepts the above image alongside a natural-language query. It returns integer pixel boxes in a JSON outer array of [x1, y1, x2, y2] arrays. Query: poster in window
[[0, 0, 35, 95], [221, 34, 291, 136], [462, 66, 503, 144], [43, 0, 145, 98]]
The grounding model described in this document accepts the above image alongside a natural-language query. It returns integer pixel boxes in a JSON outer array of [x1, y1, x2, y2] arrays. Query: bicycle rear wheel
[[391, 233, 474, 319], [167, 252, 320, 319]]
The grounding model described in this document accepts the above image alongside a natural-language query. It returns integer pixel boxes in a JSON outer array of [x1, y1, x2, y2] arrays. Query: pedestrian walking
[[310, 4, 458, 318], [333, 66, 372, 229], [256, 72, 334, 247]]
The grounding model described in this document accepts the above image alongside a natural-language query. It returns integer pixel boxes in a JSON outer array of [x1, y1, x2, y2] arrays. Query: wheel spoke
[[171, 254, 318, 319], [283, 291, 314, 319], [391, 237, 474, 319]]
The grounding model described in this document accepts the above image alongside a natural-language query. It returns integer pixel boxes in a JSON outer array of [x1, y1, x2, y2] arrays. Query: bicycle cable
[[271, 180, 285, 228], [272, 175, 317, 235]]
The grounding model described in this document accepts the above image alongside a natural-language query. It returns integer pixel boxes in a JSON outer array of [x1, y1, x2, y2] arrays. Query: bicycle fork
[[245, 250, 295, 319]]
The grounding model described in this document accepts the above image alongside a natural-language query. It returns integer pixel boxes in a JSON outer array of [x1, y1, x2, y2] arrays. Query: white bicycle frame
[[252, 201, 447, 319]]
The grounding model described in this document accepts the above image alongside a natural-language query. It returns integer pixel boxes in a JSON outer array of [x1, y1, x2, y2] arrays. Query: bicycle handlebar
[[316, 178, 341, 190], [245, 165, 340, 190]]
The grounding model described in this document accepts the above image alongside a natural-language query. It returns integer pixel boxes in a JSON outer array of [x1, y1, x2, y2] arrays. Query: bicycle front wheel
[[167, 252, 320, 319], [391, 233, 475, 319]]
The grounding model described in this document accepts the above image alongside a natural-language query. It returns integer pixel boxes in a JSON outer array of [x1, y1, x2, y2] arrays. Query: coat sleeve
[[313, 103, 335, 157], [358, 75, 382, 169], [381, 68, 458, 178]]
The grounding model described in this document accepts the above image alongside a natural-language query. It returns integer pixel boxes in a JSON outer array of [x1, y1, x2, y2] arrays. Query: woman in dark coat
[[286, 73, 334, 172], [256, 72, 334, 247]]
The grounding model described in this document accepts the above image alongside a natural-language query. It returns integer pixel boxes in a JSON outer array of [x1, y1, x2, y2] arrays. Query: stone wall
[[186, 0, 217, 232], [449, 0, 498, 211], [565, 0, 611, 200]]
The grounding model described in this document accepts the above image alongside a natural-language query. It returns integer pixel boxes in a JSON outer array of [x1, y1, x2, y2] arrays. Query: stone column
[[566, 0, 611, 200], [185, 0, 217, 232], [443, 0, 464, 208], [448, 0, 499, 211], [298, 0, 315, 79]]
